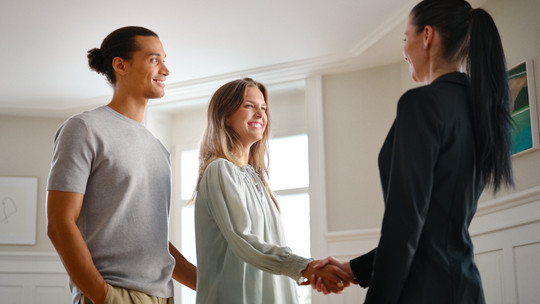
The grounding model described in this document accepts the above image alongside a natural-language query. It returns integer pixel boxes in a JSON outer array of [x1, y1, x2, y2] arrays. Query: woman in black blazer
[[310, 1, 514, 303]]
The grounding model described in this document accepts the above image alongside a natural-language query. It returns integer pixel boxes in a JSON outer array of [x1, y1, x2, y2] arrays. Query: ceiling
[[1, 0, 443, 117]]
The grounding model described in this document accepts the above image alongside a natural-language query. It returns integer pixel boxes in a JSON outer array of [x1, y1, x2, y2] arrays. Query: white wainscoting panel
[[0, 252, 71, 304], [471, 186, 540, 304], [313, 186, 540, 304], [475, 249, 505, 304], [514, 241, 540, 304]]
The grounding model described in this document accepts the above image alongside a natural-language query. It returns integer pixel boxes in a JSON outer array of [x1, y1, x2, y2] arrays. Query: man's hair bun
[[87, 48, 105, 74]]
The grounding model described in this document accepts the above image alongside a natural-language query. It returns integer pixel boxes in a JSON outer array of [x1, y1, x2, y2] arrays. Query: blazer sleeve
[[350, 248, 377, 287], [365, 90, 441, 304], [201, 160, 311, 281]]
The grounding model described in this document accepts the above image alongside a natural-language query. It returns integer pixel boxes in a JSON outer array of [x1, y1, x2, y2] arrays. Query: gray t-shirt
[[47, 106, 175, 302]]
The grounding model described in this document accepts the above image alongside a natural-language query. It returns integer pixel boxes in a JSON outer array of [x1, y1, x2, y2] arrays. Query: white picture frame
[[0, 177, 38, 244]]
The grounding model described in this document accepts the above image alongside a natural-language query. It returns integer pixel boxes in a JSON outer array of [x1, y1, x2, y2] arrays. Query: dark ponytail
[[467, 9, 514, 192], [411, 1, 514, 192], [87, 26, 158, 85]]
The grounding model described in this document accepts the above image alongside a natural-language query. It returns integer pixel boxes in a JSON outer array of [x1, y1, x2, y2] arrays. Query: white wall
[[0, 115, 72, 303], [268, 88, 307, 138], [322, 63, 403, 231], [0, 115, 64, 253]]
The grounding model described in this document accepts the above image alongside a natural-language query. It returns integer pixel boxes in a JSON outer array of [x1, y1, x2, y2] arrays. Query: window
[[268, 134, 311, 303], [177, 134, 310, 303]]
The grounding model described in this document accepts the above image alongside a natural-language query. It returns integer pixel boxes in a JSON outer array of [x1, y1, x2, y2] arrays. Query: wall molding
[[37, 0, 419, 116], [476, 185, 540, 216], [325, 228, 380, 243], [350, 0, 415, 56], [321, 186, 540, 247], [471, 186, 540, 237], [0, 251, 64, 274], [0, 252, 71, 304]]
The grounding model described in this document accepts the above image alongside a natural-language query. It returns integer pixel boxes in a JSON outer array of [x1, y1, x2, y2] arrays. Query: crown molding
[[78, 0, 492, 114], [350, 0, 416, 56]]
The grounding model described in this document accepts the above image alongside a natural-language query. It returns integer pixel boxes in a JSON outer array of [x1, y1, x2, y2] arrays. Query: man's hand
[[47, 190, 108, 304]]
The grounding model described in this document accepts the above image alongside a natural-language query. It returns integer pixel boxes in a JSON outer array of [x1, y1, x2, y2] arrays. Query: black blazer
[[350, 73, 485, 304]]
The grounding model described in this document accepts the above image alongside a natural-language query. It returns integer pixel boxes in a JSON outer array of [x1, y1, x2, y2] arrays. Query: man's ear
[[112, 57, 128, 76]]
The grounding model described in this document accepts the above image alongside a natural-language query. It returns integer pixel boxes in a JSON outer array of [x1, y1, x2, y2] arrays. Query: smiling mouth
[[154, 79, 166, 87], [248, 122, 263, 129]]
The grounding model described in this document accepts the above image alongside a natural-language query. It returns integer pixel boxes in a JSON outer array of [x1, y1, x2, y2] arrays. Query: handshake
[[301, 256, 358, 294]]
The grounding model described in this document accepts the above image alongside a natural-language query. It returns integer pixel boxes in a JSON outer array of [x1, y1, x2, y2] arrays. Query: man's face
[[122, 35, 169, 99]]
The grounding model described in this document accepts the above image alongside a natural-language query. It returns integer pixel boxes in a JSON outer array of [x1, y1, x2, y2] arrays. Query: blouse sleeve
[[365, 90, 441, 304], [200, 159, 311, 281]]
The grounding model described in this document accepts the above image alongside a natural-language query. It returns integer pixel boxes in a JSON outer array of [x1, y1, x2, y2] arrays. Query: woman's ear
[[423, 25, 434, 49], [112, 57, 128, 76]]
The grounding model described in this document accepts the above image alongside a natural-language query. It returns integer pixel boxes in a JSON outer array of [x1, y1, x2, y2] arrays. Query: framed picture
[[508, 59, 539, 156], [0, 177, 38, 244]]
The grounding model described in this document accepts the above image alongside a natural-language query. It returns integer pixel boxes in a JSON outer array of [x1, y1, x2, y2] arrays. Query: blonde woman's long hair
[[193, 78, 279, 211]]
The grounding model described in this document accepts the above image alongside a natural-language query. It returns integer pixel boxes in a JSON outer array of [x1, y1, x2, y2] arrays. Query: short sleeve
[[47, 117, 94, 194]]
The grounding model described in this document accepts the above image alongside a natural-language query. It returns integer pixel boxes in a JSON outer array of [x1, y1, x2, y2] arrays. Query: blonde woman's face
[[227, 86, 267, 149]]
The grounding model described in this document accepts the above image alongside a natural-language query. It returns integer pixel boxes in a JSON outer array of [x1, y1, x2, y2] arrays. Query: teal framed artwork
[[508, 59, 538, 156]]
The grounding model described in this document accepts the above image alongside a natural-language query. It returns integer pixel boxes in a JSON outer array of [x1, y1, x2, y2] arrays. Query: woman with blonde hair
[[193, 78, 352, 303]]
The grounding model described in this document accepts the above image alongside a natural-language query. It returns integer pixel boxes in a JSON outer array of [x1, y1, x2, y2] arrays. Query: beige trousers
[[80, 284, 174, 304]]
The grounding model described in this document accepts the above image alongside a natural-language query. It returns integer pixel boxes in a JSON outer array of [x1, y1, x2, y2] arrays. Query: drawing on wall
[[0, 177, 38, 244], [1, 197, 18, 224], [508, 59, 539, 155]]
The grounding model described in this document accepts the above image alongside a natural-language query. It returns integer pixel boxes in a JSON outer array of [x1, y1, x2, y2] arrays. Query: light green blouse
[[195, 158, 311, 304]]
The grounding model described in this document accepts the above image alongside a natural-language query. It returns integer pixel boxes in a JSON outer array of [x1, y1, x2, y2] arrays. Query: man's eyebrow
[[149, 52, 166, 57]]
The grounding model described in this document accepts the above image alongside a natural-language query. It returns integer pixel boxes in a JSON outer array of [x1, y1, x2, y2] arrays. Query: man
[[46, 26, 196, 304]]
